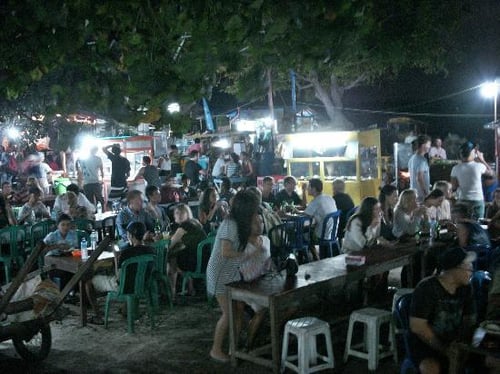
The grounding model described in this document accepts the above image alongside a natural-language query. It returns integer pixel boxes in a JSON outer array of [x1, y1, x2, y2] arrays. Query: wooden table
[[448, 341, 500, 374], [227, 246, 417, 373], [44, 245, 113, 327]]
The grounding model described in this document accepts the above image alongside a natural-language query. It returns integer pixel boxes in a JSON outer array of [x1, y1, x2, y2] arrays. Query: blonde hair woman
[[392, 189, 426, 238]]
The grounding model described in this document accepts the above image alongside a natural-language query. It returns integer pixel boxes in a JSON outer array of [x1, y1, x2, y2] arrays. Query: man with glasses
[[409, 247, 476, 374]]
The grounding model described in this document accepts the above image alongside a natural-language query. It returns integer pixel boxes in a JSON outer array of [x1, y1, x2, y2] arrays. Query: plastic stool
[[343, 307, 397, 371], [281, 317, 335, 374]]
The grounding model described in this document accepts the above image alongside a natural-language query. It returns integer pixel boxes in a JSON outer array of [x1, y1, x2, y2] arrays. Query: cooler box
[[53, 177, 71, 195]]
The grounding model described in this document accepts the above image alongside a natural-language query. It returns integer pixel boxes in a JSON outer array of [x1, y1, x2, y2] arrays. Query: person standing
[[451, 141, 492, 220], [408, 135, 431, 203], [102, 144, 131, 207], [133, 155, 161, 188], [211, 151, 226, 178], [184, 151, 203, 187], [77, 146, 105, 210], [206, 190, 260, 363], [429, 137, 447, 160]]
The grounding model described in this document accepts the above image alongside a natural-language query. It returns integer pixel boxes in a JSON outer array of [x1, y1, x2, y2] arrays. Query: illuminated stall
[[282, 129, 382, 205]]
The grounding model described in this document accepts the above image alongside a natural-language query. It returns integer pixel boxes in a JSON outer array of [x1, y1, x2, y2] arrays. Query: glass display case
[[282, 129, 381, 204]]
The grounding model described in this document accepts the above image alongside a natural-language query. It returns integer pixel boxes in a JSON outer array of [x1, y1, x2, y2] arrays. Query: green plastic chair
[[29, 219, 56, 268], [151, 239, 173, 310], [72, 218, 96, 233], [104, 254, 156, 334], [0, 225, 28, 284], [181, 236, 215, 298]]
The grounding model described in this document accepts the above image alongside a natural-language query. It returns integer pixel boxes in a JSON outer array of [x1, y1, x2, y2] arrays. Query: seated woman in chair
[[0, 194, 16, 228], [392, 189, 427, 239], [85, 221, 154, 324], [168, 203, 207, 298], [198, 187, 228, 235]]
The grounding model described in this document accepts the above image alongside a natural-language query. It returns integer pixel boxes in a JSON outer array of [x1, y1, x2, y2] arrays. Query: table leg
[[269, 297, 280, 374], [79, 279, 87, 327], [228, 289, 237, 367]]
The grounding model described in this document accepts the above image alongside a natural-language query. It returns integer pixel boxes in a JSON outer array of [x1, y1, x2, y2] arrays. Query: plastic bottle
[[429, 218, 437, 245], [96, 201, 102, 214], [30, 210, 36, 223], [90, 230, 98, 251], [81, 237, 88, 261]]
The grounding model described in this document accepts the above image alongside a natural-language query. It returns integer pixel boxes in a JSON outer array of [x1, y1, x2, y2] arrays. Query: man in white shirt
[[451, 141, 492, 219], [429, 138, 447, 160], [211, 151, 226, 178], [303, 178, 337, 259], [53, 183, 96, 217]]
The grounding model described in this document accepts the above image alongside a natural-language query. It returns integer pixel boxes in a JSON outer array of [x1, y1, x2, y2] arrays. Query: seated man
[[53, 183, 96, 217], [409, 247, 476, 374], [116, 189, 155, 246], [303, 178, 337, 259], [332, 179, 355, 240], [85, 221, 155, 324], [275, 176, 306, 211], [260, 176, 277, 208]]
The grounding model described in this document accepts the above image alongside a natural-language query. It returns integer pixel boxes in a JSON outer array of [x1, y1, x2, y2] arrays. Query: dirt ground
[[0, 281, 400, 374]]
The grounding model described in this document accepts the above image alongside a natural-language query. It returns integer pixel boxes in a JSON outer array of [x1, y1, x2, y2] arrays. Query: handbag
[[239, 236, 272, 282]]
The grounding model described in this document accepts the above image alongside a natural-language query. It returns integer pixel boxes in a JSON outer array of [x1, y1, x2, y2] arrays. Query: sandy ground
[[0, 278, 401, 374]]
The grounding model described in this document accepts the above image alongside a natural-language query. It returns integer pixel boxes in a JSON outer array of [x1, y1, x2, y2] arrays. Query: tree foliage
[[0, 0, 469, 130]]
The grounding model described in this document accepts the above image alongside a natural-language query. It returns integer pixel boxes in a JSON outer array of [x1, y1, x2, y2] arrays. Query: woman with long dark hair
[[342, 197, 390, 253], [206, 190, 260, 362], [378, 185, 398, 241], [198, 187, 228, 234]]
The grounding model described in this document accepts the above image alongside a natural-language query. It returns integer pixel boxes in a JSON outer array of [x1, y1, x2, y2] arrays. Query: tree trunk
[[308, 71, 354, 130]]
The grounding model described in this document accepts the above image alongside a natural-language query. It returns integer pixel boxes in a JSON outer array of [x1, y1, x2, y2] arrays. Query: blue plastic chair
[[284, 216, 312, 263], [464, 244, 491, 271], [393, 293, 420, 374], [268, 223, 294, 268], [471, 270, 491, 323], [318, 210, 341, 258], [345, 206, 359, 223]]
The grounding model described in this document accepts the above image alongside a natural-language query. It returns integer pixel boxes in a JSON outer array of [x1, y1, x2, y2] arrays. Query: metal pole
[[495, 93, 499, 177]]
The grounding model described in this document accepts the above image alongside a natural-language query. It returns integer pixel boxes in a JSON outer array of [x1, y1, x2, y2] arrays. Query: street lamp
[[481, 80, 500, 176]]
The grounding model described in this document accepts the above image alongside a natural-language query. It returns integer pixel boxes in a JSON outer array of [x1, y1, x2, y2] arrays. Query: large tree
[[0, 0, 468, 130]]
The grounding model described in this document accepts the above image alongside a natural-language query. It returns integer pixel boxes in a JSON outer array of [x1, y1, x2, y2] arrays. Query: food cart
[[281, 129, 382, 205]]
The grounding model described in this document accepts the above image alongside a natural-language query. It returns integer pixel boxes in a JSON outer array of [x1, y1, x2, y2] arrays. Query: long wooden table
[[227, 246, 417, 373]]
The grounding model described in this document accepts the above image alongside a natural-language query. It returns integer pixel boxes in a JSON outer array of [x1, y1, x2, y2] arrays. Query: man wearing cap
[[451, 141, 492, 219], [409, 247, 476, 374]]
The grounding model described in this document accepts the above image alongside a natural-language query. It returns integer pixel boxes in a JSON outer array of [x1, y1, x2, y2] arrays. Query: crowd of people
[[2, 134, 500, 373]]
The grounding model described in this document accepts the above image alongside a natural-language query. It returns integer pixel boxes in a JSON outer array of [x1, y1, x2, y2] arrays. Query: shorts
[[92, 275, 118, 292]]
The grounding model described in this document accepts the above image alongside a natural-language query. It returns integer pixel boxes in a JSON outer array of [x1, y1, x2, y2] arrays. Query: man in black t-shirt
[[102, 144, 131, 205], [409, 247, 476, 373], [275, 176, 306, 210], [184, 151, 203, 187]]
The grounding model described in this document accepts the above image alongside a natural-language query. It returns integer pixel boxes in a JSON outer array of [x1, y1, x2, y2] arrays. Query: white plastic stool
[[281, 317, 335, 374], [343, 308, 397, 371]]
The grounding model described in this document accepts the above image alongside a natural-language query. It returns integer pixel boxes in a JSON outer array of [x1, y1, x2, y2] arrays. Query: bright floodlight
[[6, 128, 20, 139], [167, 102, 180, 113], [481, 81, 499, 98]]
